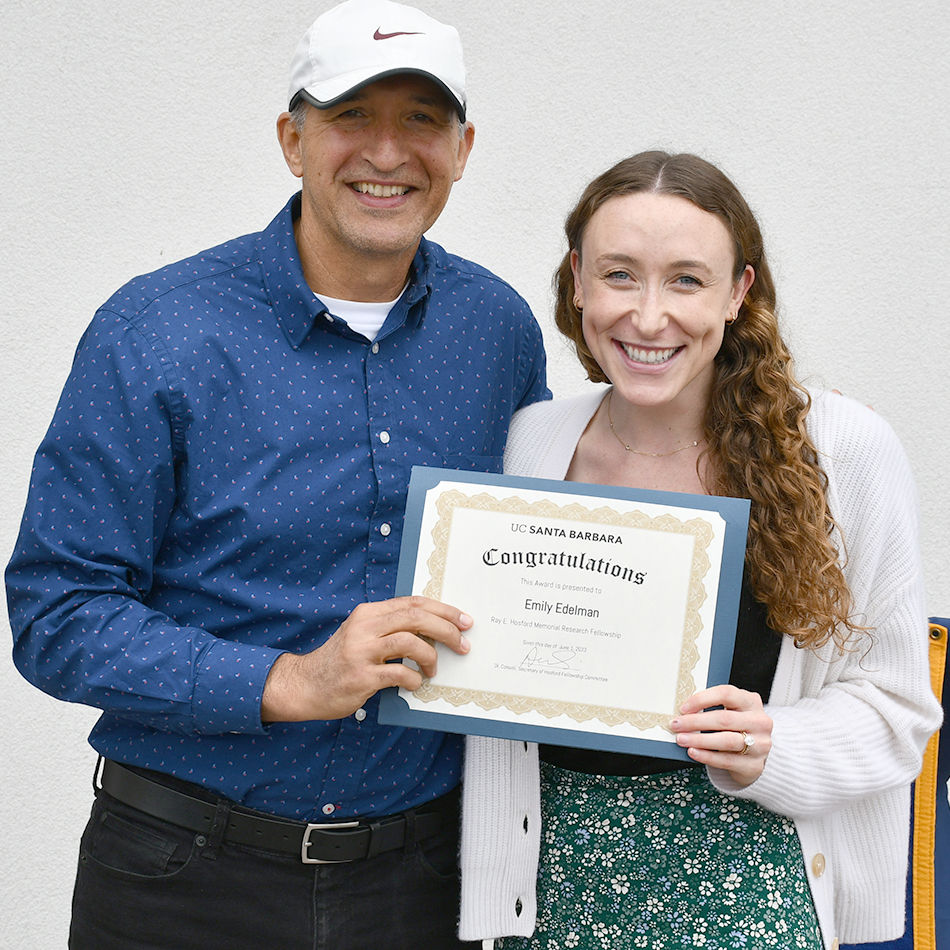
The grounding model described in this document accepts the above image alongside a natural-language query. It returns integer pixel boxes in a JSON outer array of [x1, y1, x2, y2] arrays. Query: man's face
[[281, 75, 474, 269]]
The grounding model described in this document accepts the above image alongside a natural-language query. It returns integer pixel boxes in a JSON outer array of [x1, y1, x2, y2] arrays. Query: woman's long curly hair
[[556, 151, 857, 650]]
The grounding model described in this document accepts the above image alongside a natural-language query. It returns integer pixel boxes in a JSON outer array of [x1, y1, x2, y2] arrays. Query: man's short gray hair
[[290, 100, 309, 133]]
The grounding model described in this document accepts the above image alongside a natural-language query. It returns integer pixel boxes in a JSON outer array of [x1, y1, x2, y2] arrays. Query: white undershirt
[[315, 287, 407, 342]]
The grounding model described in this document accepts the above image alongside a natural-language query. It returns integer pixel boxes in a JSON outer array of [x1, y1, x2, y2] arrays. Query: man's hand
[[261, 596, 473, 722]]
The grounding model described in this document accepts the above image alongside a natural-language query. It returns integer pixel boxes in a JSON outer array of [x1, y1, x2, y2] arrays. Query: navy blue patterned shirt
[[7, 193, 549, 821]]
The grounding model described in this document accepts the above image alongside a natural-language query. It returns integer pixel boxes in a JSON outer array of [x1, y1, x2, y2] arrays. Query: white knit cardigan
[[459, 388, 942, 949]]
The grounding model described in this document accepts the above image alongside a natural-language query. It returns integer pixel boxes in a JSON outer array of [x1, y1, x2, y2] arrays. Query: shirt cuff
[[192, 638, 285, 735]]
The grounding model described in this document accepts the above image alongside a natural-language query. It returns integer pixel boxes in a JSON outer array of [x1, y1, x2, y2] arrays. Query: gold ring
[[737, 731, 755, 755]]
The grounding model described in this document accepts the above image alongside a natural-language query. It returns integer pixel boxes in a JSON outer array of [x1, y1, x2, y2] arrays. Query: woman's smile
[[615, 341, 682, 366]]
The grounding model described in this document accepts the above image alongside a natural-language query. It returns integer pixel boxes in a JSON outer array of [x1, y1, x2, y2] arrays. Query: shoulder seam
[[104, 252, 263, 319], [95, 308, 188, 458]]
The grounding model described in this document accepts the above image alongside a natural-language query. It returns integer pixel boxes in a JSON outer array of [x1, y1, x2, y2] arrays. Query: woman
[[459, 152, 941, 950]]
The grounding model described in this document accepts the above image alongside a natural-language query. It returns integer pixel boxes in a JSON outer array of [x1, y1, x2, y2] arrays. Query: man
[[5, 1, 548, 947]]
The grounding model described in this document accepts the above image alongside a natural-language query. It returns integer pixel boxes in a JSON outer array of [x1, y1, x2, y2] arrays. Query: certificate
[[377, 467, 750, 760]]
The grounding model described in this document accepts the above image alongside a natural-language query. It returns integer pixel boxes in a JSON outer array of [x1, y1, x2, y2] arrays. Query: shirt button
[[355, 708, 367, 722], [371, 343, 379, 354], [324, 313, 333, 323], [379, 431, 391, 444], [322, 803, 335, 816], [811, 853, 826, 877], [380, 523, 392, 537]]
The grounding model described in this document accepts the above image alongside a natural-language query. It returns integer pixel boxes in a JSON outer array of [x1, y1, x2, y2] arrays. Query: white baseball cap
[[288, 0, 467, 119]]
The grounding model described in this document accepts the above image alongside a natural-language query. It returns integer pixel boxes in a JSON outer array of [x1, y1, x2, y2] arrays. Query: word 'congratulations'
[[482, 549, 647, 585]]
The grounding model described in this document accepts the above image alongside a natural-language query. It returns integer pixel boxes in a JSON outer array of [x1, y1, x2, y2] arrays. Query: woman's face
[[573, 192, 754, 417]]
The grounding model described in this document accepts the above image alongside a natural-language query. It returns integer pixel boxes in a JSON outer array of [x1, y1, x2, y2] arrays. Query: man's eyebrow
[[408, 94, 447, 108], [336, 92, 447, 109]]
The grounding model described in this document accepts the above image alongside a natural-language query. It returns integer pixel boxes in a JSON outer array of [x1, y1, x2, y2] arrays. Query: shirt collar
[[260, 193, 433, 350]]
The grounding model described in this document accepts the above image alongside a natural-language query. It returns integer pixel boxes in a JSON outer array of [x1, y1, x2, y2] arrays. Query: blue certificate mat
[[378, 467, 750, 760]]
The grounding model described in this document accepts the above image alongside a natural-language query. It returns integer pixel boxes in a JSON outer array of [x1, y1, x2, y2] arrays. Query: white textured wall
[[2, 2, 947, 946]]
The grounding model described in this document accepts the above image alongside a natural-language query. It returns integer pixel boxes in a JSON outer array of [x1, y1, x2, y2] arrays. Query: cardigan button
[[831, 940, 839, 949], [811, 853, 826, 877]]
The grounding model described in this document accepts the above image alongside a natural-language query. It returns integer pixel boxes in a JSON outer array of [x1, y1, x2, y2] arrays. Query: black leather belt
[[98, 759, 455, 864]]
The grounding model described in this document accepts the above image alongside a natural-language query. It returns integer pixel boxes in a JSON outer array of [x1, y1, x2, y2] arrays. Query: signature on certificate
[[519, 647, 578, 672]]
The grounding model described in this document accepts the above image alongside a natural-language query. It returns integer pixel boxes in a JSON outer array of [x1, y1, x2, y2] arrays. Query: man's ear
[[453, 121, 475, 182], [277, 112, 305, 179]]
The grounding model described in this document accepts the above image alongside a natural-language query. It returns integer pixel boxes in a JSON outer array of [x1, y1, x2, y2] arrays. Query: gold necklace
[[606, 390, 700, 458]]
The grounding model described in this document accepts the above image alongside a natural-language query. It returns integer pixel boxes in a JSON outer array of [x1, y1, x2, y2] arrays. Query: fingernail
[[459, 613, 473, 627], [460, 635, 471, 652]]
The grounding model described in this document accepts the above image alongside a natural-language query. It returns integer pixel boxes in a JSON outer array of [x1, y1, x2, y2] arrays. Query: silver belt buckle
[[300, 820, 360, 864]]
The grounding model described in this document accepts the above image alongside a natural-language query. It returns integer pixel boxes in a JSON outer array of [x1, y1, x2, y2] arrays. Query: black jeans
[[69, 787, 481, 950]]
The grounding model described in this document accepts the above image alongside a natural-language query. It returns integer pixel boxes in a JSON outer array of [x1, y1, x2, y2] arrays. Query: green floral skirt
[[497, 761, 823, 950]]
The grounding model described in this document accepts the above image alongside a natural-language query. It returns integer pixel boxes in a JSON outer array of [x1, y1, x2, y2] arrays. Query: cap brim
[[292, 68, 465, 121]]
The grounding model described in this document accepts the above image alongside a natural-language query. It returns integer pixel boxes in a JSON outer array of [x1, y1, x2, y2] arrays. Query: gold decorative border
[[413, 488, 715, 732]]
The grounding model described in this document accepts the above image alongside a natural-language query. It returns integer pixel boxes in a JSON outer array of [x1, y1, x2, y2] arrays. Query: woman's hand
[[669, 685, 773, 787]]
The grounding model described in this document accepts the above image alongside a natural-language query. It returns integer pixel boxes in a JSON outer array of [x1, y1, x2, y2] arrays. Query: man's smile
[[352, 181, 411, 197]]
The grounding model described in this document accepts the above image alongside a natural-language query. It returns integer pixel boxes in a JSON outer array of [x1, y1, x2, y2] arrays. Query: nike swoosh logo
[[373, 29, 423, 40]]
